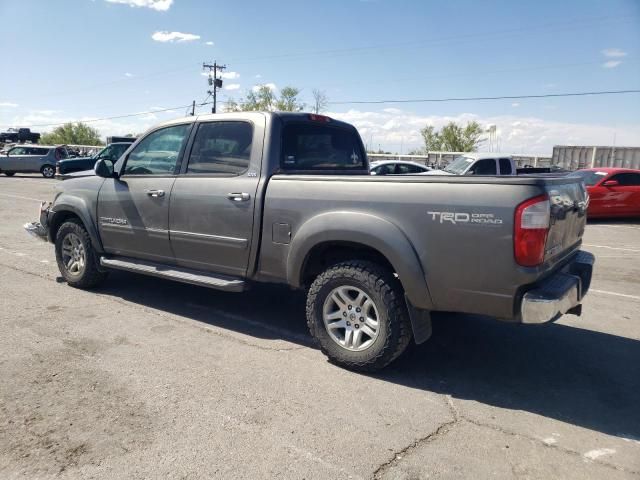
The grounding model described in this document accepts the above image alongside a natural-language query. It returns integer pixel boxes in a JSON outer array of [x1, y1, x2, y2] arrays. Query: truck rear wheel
[[55, 220, 107, 289], [306, 260, 412, 372]]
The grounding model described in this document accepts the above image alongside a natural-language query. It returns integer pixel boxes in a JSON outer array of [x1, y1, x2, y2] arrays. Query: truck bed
[[259, 174, 587, 320]]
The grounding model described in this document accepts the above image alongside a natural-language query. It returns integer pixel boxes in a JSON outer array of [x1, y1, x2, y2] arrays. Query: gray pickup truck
[[25, 112, 594, 371]]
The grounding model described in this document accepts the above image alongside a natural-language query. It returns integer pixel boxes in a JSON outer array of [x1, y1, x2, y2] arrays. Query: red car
[[568, 168, 640, 218]]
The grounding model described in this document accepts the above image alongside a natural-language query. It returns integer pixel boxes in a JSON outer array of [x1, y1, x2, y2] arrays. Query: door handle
[[227, 192, 250, 202], [145, 189, 165, 198]]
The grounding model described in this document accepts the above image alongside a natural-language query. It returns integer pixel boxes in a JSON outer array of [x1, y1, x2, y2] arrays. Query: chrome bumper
[[23, 201, 52, 242], [520, 251, 595, 324]]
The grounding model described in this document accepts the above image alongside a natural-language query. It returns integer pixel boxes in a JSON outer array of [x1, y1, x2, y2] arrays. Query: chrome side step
[[100, 256, 246, 292]]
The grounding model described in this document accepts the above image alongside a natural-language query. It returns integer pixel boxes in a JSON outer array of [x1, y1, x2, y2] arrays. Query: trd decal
[[427, 211, 503, 225]]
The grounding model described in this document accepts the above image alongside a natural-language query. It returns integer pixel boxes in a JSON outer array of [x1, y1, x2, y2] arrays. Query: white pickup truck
[[426, 153, 559, 176]]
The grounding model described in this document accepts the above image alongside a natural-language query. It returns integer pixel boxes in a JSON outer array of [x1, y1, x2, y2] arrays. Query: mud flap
[[405, 295, 433, 344]]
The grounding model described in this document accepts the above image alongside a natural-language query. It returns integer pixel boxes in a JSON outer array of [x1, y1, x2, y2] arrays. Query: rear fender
[[287, 211, 434, 310]]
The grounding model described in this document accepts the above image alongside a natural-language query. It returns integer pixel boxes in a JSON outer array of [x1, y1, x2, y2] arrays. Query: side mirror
[[603, 179, 619, 187], [94, 158, 117, 178]]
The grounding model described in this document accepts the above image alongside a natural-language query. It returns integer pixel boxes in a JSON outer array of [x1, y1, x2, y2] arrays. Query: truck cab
[[426, 153, 517, 176]]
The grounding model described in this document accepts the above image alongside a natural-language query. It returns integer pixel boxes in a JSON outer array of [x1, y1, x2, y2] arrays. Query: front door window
[[123, 124, 189, 176]]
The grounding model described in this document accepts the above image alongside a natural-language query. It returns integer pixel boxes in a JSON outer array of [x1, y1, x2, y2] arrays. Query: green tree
[[275, 86, 304, 112], [419, 125, 441, 152], [40, 122, 104, 146], [417, 121, 485, 153], [226, 85, 305, 112]]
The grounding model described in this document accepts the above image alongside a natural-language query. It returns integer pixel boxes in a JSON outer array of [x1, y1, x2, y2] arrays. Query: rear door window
[[186, 121, 252, 175], [499, 158, 512, 175], [397, 163, 425, 174], [371, 164, 395, 175], [282, 123, 365, 172]]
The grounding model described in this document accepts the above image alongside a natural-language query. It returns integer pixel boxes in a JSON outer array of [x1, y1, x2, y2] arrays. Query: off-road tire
[[55, 219, 107, 289], [306, 260, 412, 372], [41, 165, 55, 178]]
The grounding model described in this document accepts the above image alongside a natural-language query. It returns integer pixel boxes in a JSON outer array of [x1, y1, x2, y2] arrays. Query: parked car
[[56, 142, 134, 176], [370, 160, 430, 175], [0, 127, 40, 144], [25, 112, 593, 371], [425, 153, 560, 176], [568, 168, 640, 218], [0, 145, 68, 178]]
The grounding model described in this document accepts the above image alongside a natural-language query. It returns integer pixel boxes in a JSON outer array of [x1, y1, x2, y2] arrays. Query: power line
[[8, 89, 638, 129], [15, 102, 213, 129], [328, 89, 640, 105]]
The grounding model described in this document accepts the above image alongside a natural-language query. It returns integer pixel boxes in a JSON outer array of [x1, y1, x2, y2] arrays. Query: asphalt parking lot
[[0, 174, 638, 479]]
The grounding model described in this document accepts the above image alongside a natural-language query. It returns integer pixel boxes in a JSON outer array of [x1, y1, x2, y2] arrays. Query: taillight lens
[[514, 195, 550, 267]]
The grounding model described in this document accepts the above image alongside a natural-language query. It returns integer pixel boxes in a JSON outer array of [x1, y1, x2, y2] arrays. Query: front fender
[[287, 211, 434, 310], [50, 194, 104, 253]]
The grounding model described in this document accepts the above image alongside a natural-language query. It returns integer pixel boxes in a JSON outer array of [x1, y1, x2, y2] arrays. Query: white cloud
[[252, 83, 277, 92], [511, 102, 520, 107], [105, 0, 173, 11], [255, 74, 262, 79], [151, 31, 200, 43], [0, 102, 18, 108], [224, 84, 241, 91], [124, 72, 134, 77], [602, 60, 622, 69], [205, 41, 214, 46], [328, 108, 640, 154], [602, 48, 627, 58]]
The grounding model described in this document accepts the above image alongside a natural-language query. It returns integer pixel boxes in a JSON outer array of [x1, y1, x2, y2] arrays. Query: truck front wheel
[[55, 220, 107, 289], [306, 260, 412, 371]]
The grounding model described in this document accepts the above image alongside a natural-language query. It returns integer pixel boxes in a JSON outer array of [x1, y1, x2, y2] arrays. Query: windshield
[[443, 156, 474, 174], [94, 146, 110, 159], [568, 170, 608, 186]]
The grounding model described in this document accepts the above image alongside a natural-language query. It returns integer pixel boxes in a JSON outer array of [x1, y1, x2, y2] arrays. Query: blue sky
[[1, 0, 638, 153]]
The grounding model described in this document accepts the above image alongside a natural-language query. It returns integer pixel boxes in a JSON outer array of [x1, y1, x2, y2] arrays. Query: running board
[[100, 256, 246, 292]]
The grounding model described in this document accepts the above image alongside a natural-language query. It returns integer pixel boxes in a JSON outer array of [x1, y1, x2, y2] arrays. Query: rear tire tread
[[306, 260, 412, 372]]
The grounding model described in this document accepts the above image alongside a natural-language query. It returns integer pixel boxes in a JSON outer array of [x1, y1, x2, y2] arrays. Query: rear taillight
[[514, 194, 550, 267]]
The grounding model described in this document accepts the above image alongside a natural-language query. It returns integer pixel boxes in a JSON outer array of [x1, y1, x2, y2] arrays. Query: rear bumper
[[520, 250, 594, 324]]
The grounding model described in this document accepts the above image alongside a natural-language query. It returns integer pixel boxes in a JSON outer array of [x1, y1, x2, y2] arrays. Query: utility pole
[[191, 100, 195, 116], [202, 61, 226, 114]]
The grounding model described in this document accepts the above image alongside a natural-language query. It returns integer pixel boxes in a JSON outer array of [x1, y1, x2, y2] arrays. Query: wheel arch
[[49, 198, 104, 253], [288, 211, 434, 310]]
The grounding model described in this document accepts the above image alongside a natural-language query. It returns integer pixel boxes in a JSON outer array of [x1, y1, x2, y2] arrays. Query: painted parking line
[[0, 193, 45, 202], [583, 244, 640, 253], [587, 224, 640, 231], [590, 289, 640, 301]]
